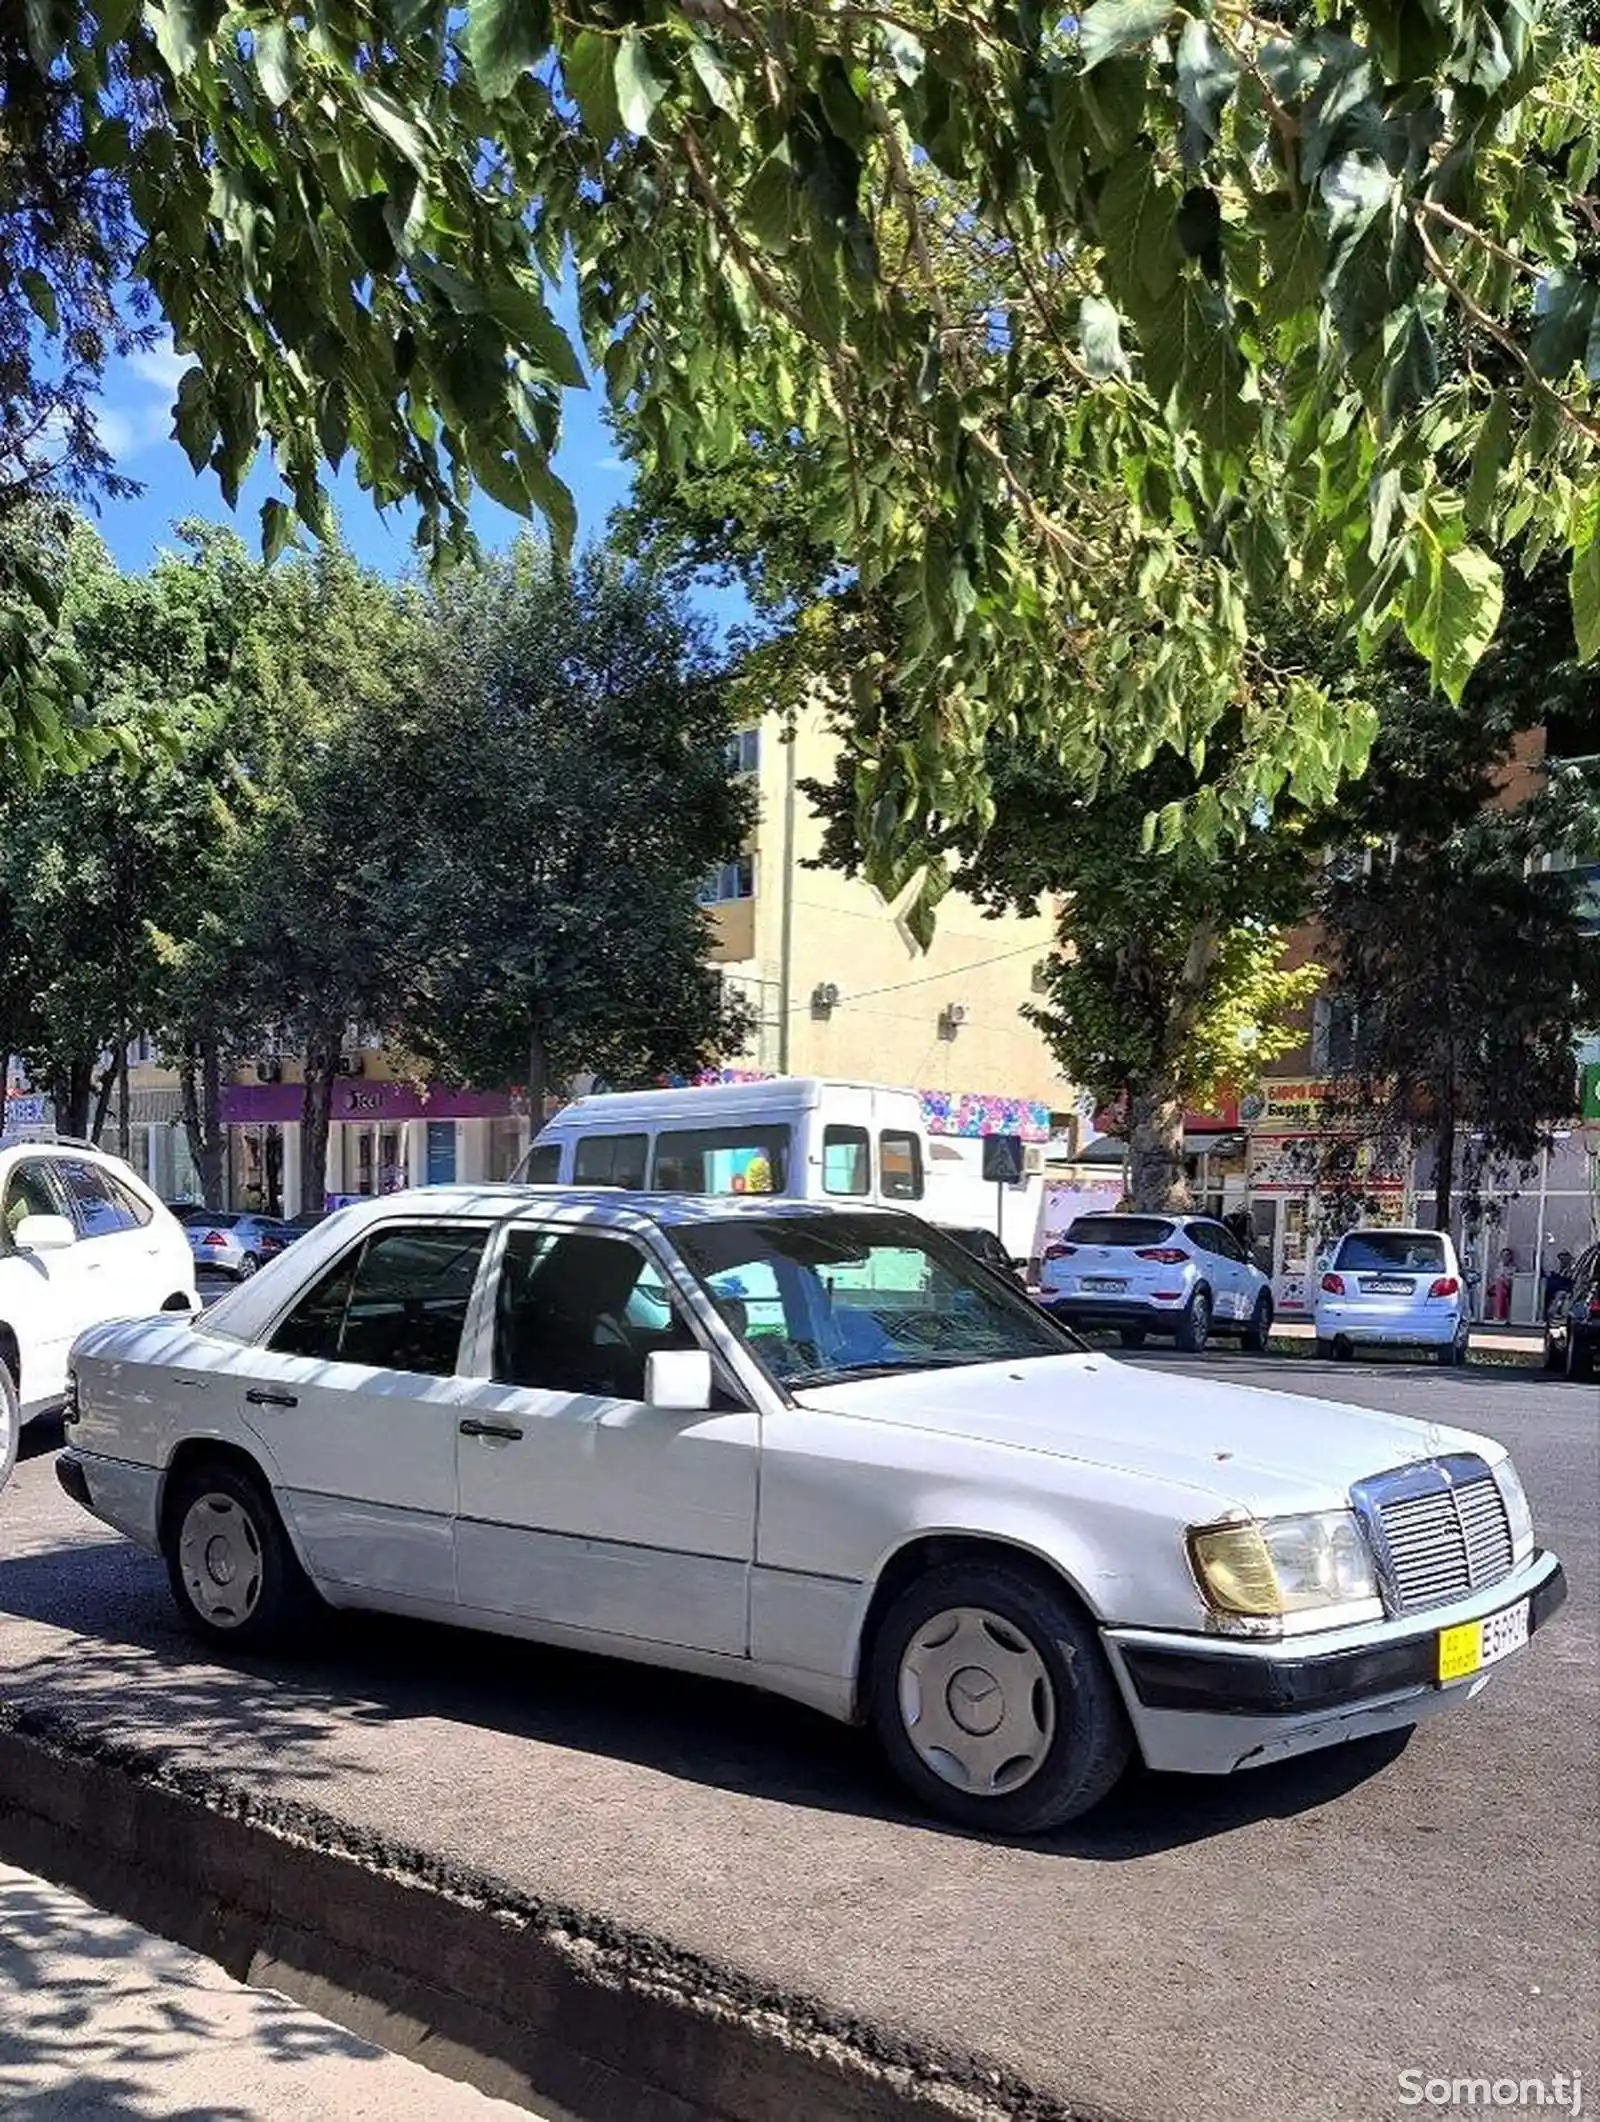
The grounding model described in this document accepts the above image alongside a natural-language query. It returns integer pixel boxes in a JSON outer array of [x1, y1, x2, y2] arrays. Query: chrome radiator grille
[[1354, 1457, 1515, 1615]]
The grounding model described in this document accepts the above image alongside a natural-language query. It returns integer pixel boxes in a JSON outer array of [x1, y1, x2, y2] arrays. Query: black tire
[[162, 1458, 315, 1651], [1543, 1332, 1564, 1374], [1240, 1293, 1273, 1354], [1334, 1337, 1355, 1361], [238, 1253, 260, 1280], [1315, 1338, 1337, 1360], [1568, 1328, 1594, 1382], [0, 1358, 18, 1496], [1175, 1288, 1211, 1354], [1118, 1327, 1147, 1349], [867, 1559, 1132, 1835]]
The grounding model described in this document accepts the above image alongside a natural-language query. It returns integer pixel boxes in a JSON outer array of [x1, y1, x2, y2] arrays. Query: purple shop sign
[[221, 1080, 517, 1126]]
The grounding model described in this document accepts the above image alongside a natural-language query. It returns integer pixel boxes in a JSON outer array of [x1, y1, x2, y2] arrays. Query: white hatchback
[[1314, 1228, 1469, 1365], [1039, 1212, 1274, 1352], [0, 1135, 198, 1490]]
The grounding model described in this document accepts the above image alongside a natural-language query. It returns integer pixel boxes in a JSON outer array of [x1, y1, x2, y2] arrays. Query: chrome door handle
[[459, 1417, 523, 1441], [245, 1388, 298, 1409]]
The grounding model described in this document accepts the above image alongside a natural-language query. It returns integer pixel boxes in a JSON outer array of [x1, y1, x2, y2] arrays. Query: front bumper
[[1102, 1548, 1566, 1775]]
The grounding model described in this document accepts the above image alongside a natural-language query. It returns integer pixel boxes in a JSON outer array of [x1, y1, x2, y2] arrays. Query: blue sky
[[84, 327, 635, 583]]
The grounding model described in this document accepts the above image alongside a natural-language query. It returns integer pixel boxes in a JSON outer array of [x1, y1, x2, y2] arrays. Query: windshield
[[1335, 1232, 1447, 1272], [672, 1212, 1079, 1387]]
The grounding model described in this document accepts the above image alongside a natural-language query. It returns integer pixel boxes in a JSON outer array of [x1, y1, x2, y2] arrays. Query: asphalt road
[[1, 1353, 1595, 2122]]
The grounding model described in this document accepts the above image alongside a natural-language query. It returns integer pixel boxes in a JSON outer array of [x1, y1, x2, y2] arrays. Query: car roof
[[535, 1078, 915, 1129]]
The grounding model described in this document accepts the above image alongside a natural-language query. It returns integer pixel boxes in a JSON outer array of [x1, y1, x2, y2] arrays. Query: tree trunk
[[300, 1021, 341, 1215], [1433, 1101, 1457, 1235], [179, 1032, 228, 1206], [526, 1021, 549, 1140], [53, 1058, 96, 1139], [117, 1041, 132, 1162], [89, 1061, 116, 1147], [1126, 1078, 1190, 1212]]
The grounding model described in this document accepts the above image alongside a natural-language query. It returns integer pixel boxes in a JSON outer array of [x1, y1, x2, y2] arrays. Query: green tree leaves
[[1079, 0, 1175, 72]]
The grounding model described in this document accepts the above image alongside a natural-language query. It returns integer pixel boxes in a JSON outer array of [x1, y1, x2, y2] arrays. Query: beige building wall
[[706, 703, 1071, 1110]]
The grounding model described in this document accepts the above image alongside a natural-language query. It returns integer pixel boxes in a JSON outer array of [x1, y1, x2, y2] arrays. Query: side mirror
[[14, 1214, 76, 1254], [644, 1348, 714, 1411]]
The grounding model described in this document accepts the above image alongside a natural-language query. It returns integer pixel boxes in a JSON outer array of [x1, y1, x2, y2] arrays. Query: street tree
[[365, 542, 754, 1119], [1318, 566, 1600, 1231], [5, 0, 1600, 870]]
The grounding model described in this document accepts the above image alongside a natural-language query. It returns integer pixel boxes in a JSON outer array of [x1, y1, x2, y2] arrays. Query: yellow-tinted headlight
[[1189, 1511, 1378, 1618]]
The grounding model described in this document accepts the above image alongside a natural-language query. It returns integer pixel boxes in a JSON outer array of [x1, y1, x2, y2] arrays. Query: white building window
[[725, 728, 761, 776], [699, 856, 755, 905], [1311, 995, 1364, 1075]]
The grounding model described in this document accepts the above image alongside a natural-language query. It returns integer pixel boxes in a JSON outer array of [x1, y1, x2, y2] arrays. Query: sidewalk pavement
[[0, 1863, 544, 2121], [1273, 1318, 1546, 1355]]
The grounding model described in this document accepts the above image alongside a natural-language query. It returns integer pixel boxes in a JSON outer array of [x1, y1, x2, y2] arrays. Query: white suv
[[1040, 1212, 1274, 1352], [0, 1137, 197, 1489]]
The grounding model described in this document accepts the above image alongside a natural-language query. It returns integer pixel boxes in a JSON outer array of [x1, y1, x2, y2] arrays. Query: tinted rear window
[[1066, 1216, 1175, 1249], [1335, 1232, 1446, 1272]]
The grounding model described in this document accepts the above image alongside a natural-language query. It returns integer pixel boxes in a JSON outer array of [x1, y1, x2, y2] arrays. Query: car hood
[[792, 1354, 1498, 1516]]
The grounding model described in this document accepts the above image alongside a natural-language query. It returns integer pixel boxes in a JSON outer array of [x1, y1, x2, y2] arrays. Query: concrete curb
[[0, 1701, 1119, 2122]]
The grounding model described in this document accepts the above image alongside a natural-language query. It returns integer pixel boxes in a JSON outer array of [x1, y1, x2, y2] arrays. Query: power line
[[778, 939, 1048, 1013]]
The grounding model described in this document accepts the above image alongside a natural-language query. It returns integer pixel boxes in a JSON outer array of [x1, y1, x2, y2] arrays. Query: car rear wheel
[[1118, 1327, 1147, 1349], [1175, 1289, 1211, 1354], [1437, 1326, 1470, 1368], [163, 1459, 314, 1651], [1240, 1293, 1273, 1354], [238, 1252, 260, 1279], [1333, 1337, 1355, 1361], [0, 1359, 18, 1496], [1567, 1328, 1594, 1382], [1543, 1330, 1565, 1373], [868, 1560, 1131, 1835]]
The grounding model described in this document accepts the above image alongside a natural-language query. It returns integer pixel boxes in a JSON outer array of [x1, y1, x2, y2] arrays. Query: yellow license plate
[[1438, 1598, 1530, 1683]]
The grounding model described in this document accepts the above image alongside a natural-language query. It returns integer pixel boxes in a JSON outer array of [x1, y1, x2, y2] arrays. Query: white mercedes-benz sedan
[[57, 1188, 1566, 1835]]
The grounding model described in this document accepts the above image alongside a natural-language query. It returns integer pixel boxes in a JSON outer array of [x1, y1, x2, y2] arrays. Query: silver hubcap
[[178, 1494, 263, 1628], [898, 1606, 1055, 1797]]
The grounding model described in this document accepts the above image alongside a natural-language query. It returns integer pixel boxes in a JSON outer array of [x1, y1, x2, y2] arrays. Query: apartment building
[[702, 703, 1078, 1150]]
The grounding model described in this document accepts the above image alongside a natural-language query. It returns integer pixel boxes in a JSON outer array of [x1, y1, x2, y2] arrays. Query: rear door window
[[573, 1132, 649, 1188], [3, 1160, 69, 1244], [1067, 1216, 1176, 1249], [269, 1224, 490, 1375]]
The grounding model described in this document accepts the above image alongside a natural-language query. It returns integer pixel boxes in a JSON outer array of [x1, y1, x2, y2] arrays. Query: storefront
[[221, 1081, 524, 1215], [1413, 1131, 1600, 1327], [1240, 1080, 1409, 1315]]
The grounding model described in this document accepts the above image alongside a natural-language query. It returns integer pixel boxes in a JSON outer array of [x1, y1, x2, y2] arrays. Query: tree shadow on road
[[0, 1529, 1416, 1860]]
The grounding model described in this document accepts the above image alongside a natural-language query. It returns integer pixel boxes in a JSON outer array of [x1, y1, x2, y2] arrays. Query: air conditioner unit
[[811, 981, 840, 1017], [1022, 1143, 1047, 1177], [254, 1056, 283, 1084], [337, 1052, 365, 1078]]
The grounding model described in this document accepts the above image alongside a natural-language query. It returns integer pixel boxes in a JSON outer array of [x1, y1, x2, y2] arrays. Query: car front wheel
[[163, 1459, 315, 1651], [1568, 1328, 1594, 1382], [867, 1560, 1132, 1835]]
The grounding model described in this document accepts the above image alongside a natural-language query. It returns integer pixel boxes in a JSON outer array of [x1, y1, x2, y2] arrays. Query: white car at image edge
[[0, 1135, 198, 1492], [57, 1189, 1564, 1836]]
